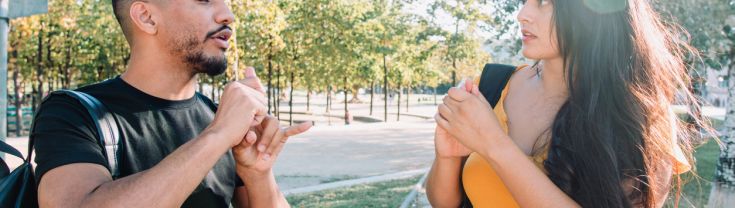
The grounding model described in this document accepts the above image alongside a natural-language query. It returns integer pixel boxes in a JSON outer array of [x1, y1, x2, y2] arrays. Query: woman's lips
[[521, 29, 537, 42]]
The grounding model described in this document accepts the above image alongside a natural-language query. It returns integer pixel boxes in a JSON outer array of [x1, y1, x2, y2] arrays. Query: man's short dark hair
[[111, 0, 136, 42]]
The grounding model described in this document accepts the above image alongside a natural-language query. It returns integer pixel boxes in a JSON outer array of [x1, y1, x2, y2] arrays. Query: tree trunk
[[709, 64, 735, 208], [326, 86, 331, 114], [232, 28, 240, 80], [62, 40, 72, 89], [397, 84, 402, 122], [267, 55, 273, 115], [434, 86, 438, 105], [451, 63, 457, 87], [406, 86, 410, 112], [289, 72, 295, 125], [276, 66, 281, 119], [11, 50, 23, 136], [383, 54, 389, 122], [211, 78, 216, 102], [35, 25, 45, 111], [344, 75, 349, 125], [370, 81, 374, 116], [306, 87, 311, 112], [218, 81, 223, 103], [199, 76, 204, 94], [31, 21, 44, 112], [451, 20, 459, 86], [326, 85, 332, 126]]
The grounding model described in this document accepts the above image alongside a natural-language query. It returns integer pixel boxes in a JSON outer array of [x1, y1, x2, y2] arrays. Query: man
[[31, 0, 309, 207]]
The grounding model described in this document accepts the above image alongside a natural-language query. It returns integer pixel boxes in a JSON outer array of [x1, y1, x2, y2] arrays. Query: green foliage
[[8, 0, 730, 112]]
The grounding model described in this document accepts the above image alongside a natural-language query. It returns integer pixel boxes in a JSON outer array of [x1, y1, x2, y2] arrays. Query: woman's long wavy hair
[[539, 0, 708, 207]]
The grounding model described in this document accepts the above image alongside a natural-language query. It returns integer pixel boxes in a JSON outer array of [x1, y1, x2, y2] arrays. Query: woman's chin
[[521, 48, 539, 60]]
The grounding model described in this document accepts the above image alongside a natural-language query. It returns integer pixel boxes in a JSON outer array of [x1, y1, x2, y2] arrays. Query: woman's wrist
[[434, 155, 464, 165], [479, 134, 515, 164]]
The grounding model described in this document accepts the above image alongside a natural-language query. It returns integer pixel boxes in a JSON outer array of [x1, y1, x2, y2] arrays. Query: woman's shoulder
[[505, 64, 533, 92]]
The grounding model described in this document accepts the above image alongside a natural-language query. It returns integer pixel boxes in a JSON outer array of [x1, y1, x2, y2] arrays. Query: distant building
[[703, 66, 730, 107]]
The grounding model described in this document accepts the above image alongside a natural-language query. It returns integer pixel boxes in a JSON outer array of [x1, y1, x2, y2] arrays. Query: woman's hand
[[435, 83, 509, 159], [433, 124, 473, 158]]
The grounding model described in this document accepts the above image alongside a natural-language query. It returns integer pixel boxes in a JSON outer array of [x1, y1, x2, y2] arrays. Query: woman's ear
[[129, 2, 158, 35]]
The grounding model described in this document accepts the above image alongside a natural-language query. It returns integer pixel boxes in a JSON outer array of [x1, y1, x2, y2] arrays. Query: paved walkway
[[274, 120, 436, 190], [4, 120, 439, 193]]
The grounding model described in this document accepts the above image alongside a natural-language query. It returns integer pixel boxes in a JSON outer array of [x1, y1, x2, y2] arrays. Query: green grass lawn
[[284, 140, 722, 208], [286, 176, 421, 208], [677, 140, 721, 207]]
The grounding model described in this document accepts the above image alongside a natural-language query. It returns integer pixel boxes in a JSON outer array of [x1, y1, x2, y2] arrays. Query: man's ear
[[129, 2, 158, 35]]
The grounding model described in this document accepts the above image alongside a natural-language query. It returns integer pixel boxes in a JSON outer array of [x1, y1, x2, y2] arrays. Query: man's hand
[[204, 67, 268, 147], [232, 116, 312, 178], [237, 67, 267, 126]]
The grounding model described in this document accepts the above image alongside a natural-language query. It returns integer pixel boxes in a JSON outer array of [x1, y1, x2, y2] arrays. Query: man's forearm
[[77, 131, 233, 208], [240, 170, 290, 208]]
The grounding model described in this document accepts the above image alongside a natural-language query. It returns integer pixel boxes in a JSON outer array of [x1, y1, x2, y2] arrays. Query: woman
[[426, 0, 705, 207]]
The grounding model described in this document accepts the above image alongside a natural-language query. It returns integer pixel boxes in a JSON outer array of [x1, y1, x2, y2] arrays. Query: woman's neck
[[538, 57, 569, 97]]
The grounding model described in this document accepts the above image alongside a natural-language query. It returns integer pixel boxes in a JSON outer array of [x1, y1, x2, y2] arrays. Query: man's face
[[156, 0, 234, 76]]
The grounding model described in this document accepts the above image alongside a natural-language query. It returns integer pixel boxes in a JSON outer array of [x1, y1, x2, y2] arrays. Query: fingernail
[[258, 144, 266, 152], [263, 154, 271, 161], [456, 79, 466, 88]]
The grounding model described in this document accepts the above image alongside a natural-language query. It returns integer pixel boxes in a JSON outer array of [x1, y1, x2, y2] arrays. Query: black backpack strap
[[0, 139, 25, 177], [459, 63, 517, 208], [0, 140, 24, 161], [49, 90, 121, 179], [478, 64, 516, 108]]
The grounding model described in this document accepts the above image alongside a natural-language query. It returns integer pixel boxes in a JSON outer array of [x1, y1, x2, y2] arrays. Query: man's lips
[[210, 29, 233, 41], [208, 29, 232, 49]]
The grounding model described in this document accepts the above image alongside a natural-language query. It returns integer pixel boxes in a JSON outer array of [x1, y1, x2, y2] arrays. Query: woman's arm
[[426, 124, 473, 208], [476, 136, 580, 208], [436, 87, 580, 208], [426, 157, 465, 208]]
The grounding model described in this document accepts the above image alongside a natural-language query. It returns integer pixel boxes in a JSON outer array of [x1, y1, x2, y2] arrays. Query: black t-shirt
[[32, 77, 242, 207]]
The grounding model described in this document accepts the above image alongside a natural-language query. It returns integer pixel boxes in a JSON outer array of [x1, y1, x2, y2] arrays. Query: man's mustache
[[205, 25, 233, 41]]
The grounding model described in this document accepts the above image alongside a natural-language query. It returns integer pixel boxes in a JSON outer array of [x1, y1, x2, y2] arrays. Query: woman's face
[[517, 0, 561, 60]]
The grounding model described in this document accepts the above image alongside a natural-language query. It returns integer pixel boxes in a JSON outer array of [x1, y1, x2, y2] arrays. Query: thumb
[[239, 67, 266, 94], [471, 84, 482, 96], [245, 67, 257, 78], [463, 78, 473, 93], [471, 85, 492, 107]]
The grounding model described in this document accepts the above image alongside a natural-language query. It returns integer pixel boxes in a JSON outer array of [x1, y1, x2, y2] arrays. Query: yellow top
[[461, 66, 691, 208]]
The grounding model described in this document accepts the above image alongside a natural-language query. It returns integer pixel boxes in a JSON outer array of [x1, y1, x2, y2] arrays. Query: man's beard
[[172, 33, 227, 77], [186, 50, 227, 77]]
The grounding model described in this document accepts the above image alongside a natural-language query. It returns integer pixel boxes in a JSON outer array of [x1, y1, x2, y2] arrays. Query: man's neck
[[120, 49, 199, 101]]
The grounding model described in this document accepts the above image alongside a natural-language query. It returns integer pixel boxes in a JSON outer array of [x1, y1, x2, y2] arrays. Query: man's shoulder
[[74, 77, 122, 97], [35, 78, 122, 121]]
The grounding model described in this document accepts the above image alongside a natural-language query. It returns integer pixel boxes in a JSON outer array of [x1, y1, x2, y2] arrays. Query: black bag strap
[[0, 140, 24, 161], [47, 90, 121, 179], [478, 64, 516, 108], [0, 139, 25, 177], [459, 63, 517, 208]]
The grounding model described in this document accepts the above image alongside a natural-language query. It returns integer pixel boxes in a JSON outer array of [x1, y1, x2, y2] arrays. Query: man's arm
[[38, 81, 267, 208], [40, 130, 232, 208]]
